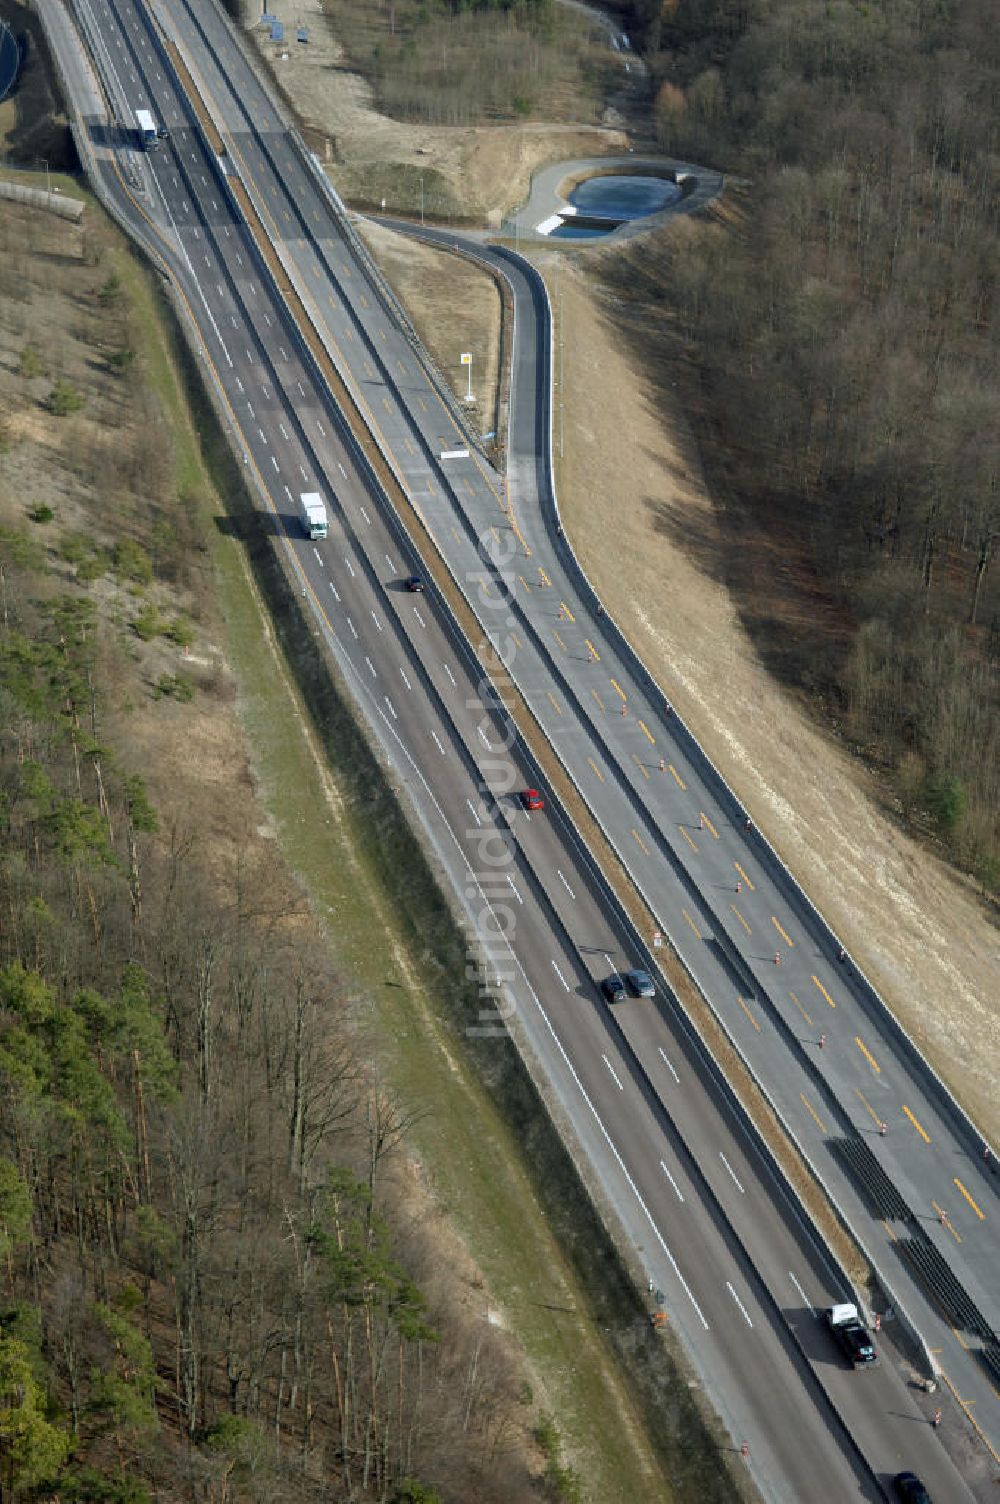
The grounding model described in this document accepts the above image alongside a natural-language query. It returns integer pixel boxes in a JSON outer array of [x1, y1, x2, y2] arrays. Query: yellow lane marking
[[631, 828, 651, 857], [669, 764, 686, 790], [940, 1369, 1000, 1464], [731, 906, 752, 935], [772, 916, 794, 947], [610, 678, 627, 701], [738, 996, 761, 1032], [559, 600, 575, 622], [359, 294, 369, 309], [881, 1219, 898, 1244], [538, 567, 552, 588], [932, 1201, 962, 1243], [553, 630, 567, 652], [681, 908, 701, 940], [426, 477, 437, 495], [340, 263, 351, 277], [587, 757, 605, 783], [903, 1105, 931, 1143], [512, 633, 522, 649], [800, 1092, 827, 1134], [491, 525, 500, 542], [637, 719, 655, 744], [812, 975, 836, 1008], [735, 862, 754, 890], [451, 526, 462, 543], [404, 436, 416, 455], [518, 574, 531, 593], [591, 689, 606, 713], [951, 1326, 970, 1351], [680, 826, 698, 853], [585, 638, 600, 661], [788, 991, 813, 1027], [633, 755, 650, 781], [509, 512, 531, 557], [954, 1179, 985, 1220], [396, 359, 406, 375], [418, 397, 428, 412], [382, 396, 392, 413], [855, 1088, 884, 1129], [855, 1036, 881, 1074], [701, 811, 719, 839], [547, 692, 563, 716], [283, 209, 291, 223], [345, 328, 354, 342], [363, 360, 375, 377]]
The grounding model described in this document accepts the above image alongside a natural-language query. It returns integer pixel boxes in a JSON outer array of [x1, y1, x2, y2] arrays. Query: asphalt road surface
[[38, 0, 998, 1494]]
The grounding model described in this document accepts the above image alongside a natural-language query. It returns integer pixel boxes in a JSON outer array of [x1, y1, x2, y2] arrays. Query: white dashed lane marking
[[660, 1160, 685, 1201]]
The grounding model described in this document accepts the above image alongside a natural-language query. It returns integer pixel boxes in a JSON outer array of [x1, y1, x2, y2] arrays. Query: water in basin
[[568, 174, 681, 219]]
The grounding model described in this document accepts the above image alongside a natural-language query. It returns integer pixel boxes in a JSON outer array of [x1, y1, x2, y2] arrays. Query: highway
[[37, 0, 997, 1495]]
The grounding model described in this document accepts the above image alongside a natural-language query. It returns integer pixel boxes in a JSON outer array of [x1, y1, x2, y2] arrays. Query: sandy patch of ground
[[551, 256, 999, 1142], [354, 216, 502, 427], [244, 0, 627, 222]]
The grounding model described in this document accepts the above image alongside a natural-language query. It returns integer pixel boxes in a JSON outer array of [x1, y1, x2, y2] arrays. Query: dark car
[[601, 975, 626, 1004], [893, 1473, 931, 1504], [156, 125, 170, 140], [624, 969, 655, 999], [404, 575, 425, 593], [520, 788, 544, 812], [824, 1304, 877, 1366]]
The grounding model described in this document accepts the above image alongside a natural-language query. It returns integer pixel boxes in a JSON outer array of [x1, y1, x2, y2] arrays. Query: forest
[[0, 537, 542, 1503], [625, 0, 999, 891]]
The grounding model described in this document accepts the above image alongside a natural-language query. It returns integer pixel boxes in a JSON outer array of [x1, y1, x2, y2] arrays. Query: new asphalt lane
[[42, 0, 997, 1493]]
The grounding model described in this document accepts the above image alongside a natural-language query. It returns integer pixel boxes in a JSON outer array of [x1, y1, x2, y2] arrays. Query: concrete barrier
[[0, 177, 84, 221]]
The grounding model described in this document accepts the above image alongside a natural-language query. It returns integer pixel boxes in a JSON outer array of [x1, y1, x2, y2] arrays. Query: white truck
[[135, 109, 158, 151], [299, 492, 329, 540]]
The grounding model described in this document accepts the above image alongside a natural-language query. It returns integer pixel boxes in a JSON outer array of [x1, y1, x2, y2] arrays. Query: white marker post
[[461, 351, 473, 403]]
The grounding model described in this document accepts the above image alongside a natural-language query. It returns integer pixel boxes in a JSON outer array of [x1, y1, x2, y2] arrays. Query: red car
[[521, 788, 544, 811]]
